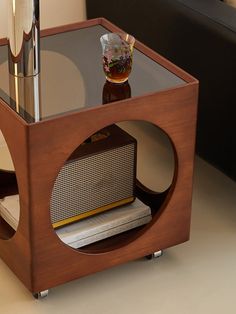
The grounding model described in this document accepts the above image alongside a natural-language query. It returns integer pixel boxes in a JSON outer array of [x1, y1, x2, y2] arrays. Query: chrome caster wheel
[[33, 290, 49, 299], [146, 250, 163, 260]]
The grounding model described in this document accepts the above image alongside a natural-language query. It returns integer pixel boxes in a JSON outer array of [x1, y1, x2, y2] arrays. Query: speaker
[[50, 125, 137, 228]]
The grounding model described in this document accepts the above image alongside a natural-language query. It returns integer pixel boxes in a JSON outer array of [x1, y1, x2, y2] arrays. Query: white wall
[[0, 0, 7, 38], [0, 0, 86, 38]]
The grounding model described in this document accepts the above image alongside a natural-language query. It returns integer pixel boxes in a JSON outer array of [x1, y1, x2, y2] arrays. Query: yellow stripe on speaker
[[53, 196, 135, 229]]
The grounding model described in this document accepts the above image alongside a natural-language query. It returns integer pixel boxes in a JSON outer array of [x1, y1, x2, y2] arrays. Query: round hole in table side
[[0, 129, 19, 240], [50, 121, 175, 253]]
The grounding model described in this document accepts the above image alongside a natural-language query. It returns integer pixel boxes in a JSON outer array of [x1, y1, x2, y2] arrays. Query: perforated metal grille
[[50, 144, 135, 224]]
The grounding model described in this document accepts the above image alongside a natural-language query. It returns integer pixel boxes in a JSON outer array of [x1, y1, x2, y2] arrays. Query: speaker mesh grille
[[50, 143, 135, 224]]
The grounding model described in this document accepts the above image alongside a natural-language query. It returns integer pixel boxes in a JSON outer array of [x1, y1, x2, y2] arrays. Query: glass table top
[[0, 25, 185, 123]]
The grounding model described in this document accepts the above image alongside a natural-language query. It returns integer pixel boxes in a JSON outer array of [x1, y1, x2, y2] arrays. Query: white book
[[67, 215, 151, 248], [56, 198, 152, 248], [0, 194, 19, 230], [0, 195, 152, 248]]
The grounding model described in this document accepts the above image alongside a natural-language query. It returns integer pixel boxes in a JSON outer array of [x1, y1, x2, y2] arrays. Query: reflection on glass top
[[0, 25, 185, 123]]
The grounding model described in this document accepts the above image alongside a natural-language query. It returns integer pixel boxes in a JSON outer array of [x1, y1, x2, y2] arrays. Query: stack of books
[[0, 195, 152, 248], [0, 195, 19, 230]]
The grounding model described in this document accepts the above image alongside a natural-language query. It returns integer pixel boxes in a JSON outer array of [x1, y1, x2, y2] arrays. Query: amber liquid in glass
[[103, 55, 132, 83]]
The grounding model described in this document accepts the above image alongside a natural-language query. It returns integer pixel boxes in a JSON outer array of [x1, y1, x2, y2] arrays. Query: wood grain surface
[[0, 18, 198, 294]]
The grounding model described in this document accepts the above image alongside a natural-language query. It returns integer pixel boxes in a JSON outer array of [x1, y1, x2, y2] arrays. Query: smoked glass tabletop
[[0, 25, 185, 123]]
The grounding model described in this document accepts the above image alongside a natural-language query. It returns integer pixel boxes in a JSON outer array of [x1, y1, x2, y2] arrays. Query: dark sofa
[[86, 0, 236, 181]]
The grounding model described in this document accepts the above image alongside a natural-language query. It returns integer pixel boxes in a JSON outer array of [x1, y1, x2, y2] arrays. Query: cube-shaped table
[[0, 18, 198, 297]]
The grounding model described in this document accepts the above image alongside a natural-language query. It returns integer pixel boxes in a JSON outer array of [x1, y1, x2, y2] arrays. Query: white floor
[[0, 125, 236, 314]]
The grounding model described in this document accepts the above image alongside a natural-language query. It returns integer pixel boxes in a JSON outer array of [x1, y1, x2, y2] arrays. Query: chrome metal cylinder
[[9, 74, 41, 122], [8, 0, 40, 77]]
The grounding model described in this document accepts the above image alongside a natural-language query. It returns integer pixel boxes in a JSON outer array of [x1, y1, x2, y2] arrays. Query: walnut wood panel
[[0, 217, 15, 239], [0, 19, 198, 295], [25, 83, 197, 292], [0, 100, 33, 290]]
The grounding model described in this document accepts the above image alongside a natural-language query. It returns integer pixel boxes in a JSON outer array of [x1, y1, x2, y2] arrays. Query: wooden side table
[[0, 18, 198, 297]]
